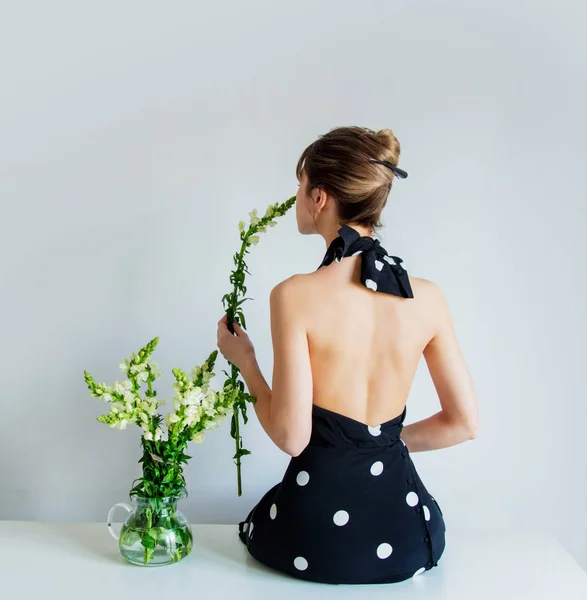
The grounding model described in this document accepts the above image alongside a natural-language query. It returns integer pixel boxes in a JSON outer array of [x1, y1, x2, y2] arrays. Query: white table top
[[1, 521, 586, 599]]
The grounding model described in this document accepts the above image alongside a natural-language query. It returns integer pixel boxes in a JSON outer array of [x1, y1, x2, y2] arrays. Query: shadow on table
[[190, 524, 310, 582]]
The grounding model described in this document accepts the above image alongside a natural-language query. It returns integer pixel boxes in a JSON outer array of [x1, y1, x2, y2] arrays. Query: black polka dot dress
[[238, 223, 446, 584]]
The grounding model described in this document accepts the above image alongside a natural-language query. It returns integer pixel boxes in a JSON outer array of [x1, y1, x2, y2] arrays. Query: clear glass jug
[[107, 494, 193, 566]]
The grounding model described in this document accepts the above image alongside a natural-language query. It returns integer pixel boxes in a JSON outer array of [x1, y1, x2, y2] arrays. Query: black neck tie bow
[[317, 222, 414, 298]]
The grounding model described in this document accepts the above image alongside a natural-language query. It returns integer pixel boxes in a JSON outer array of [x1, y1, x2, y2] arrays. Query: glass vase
[[107, 494, 193, 566]]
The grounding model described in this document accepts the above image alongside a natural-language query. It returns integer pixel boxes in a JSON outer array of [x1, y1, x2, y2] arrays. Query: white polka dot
[[406, 491, 419, 507], [333, 510, 349, 526], [374, 259, 384, 271], [270, 504, 277, 520], [377, 543, 393, 559], [294, 556, 308, 570], [243, 522, 248, 532], [370, 461, 384, 476], [383, 255, 396, 265], [367, 424, 381, 436], [351, 250, 362, 256], [365, 278, 378, 291], [296, 471, 310, 486], [423, 505, 430, 521], [249, 521, 254, 535], [413, 567, 426, 577]]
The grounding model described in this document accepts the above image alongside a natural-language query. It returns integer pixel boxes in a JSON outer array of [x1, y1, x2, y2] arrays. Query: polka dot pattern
[[370, 461, 384, 476], [316, 222, 414, 299], [367, 424, 381, 436], [406, 491, 419, 507], [333, 510, 349, 526], [296, 471, 310, 486], [236, 343, 446, 584], [377, 543, 393, 559]]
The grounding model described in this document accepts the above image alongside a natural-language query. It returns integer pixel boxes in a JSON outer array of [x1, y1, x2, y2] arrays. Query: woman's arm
[[401, 281, 479, 452], [239, 275, 313, 457]]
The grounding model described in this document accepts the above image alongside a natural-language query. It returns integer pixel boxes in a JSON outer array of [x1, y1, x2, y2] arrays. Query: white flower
[[238, 220, 246, 232], [140, 400, 157, 416], [118, 361, 128, 372], [116, 419, 128, 430], [183, 387, 204, 406], [184, 404, 199, 418], [148, 360, 162, 379], [249, 235, 260, 245], [137, 371, 149, 382], [102, 393, 112, 402], [191, 431, 205, 444], [164, 413, 180, 427], [154, 427, 163, 441], [144, 431, 153, 441], [204, 420, 219, 430]]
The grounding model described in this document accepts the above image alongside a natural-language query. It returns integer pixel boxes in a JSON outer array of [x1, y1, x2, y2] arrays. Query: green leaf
[[236, 297, 253, 307]]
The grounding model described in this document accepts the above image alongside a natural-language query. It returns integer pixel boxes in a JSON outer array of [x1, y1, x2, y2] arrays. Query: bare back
[[298, 256, 437, 427]]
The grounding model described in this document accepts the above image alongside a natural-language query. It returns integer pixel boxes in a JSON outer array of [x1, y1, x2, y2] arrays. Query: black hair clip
[[369, 158, 408, 179]]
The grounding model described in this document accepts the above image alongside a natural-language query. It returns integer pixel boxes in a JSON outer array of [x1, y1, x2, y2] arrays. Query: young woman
[[216, 126, 478, 585]]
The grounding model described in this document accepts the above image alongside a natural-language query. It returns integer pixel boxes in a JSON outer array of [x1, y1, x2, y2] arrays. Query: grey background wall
[[1, 0, 586, 571]]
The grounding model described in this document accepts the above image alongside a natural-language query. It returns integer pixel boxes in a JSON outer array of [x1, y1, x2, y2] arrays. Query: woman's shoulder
[[408, 275, 442, 295], [269, 274, 308, 309]]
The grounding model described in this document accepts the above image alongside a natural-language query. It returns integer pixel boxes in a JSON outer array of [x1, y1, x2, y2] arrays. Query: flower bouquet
[[84, 338, 240, 566]]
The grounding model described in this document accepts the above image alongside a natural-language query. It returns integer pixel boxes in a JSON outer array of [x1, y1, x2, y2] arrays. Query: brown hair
[[295, 126, 402, 236]]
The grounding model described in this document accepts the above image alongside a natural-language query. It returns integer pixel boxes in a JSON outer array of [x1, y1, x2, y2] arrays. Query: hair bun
[[376, 128, 401, 165]]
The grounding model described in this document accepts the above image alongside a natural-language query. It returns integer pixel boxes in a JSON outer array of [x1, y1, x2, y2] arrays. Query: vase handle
[[107, 502, 133, 541]]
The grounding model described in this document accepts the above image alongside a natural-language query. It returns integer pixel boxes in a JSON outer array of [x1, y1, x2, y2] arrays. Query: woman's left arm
[[238, 275, 313, 456]]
